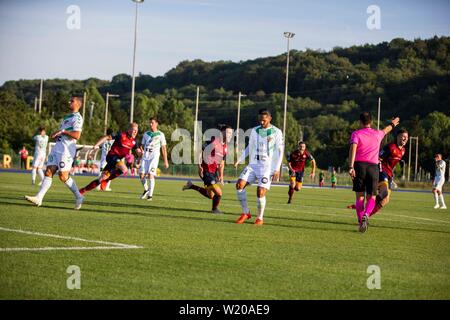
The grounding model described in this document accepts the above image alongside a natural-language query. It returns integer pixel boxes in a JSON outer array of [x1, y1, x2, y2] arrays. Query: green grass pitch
[[0, 172, 449, 299]]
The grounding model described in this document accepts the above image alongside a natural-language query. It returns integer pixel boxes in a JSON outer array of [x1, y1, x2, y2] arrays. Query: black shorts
[[202, 172, 218, 187], [352, 162, 379, 195], [379, 171, 393, 190], [103, 155, 123, 172], [290, 171, 304, 183]]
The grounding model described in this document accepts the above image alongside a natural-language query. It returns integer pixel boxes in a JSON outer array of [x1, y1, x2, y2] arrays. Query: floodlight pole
[[377, 97, 381, 130], [105, 93, 119, 135], [82, 91, 87, 121], [407, 136, 419, 181], [38, 79, 43, 114], [282, 31, 295, 141], [193, 86, 200, 163], [236, 92, 245, 161], [130, 0, 144, 124]]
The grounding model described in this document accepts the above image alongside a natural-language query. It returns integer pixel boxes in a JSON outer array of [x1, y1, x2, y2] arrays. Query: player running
[[139, 118, 169, 201], [91, 128, 115, 191], [182, 124, 232, 214], [287, 141, 316, 204], [30, 127, 49, 186], [79, 123, 142, 195], [432, 153, 447, 209], [234, 109, 284, 225], [25, 96, 85, 209]]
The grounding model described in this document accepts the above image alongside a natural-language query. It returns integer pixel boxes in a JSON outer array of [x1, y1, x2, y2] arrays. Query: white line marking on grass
[[0, 227, 143, 252], [0, 246, 140, 252]]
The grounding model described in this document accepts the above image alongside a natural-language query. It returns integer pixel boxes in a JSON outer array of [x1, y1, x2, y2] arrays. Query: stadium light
[[235, 92, 246, 161], [105, 93, 120, 135], [282, 32, 295, 145], [407, 136, 419, 181], [129, 0, 144, 124], [38, 79, 43, 114]]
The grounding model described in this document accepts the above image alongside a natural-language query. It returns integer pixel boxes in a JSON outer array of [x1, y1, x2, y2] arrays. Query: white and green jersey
[[141, 130, 167, 160], [239, 125, 284, 172], [100, 139, 115, 162], [33, 134, 48, 156], [435, 160, 446, 182], [54, 112, 83, 154]]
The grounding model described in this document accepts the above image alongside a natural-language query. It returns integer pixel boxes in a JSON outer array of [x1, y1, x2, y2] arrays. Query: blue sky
[[0, 0, 449, 85]]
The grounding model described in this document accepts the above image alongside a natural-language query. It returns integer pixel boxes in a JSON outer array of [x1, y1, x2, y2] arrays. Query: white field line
[[0, 226, 143, 252]]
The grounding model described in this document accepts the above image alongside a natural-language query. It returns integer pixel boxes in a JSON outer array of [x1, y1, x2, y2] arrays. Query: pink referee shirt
[[350, 128, 385, 164]]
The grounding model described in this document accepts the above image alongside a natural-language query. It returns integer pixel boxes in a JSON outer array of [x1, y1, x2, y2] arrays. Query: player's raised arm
[[92, 135, 110, 149], [382, 117, 400, 135]]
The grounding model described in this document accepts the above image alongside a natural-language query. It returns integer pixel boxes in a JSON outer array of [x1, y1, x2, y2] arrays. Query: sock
[[355, 198, 365, 223], [36, 177, 52, 200], [84, 179, 101, 192], [149, 178, 155, 197], [31, 169, 37, 183], [107, 169, 123, 181], [434, 193, 439, 205], [288, 187, 295, 201], [65, 177, 82, 199], [37, 168, 44, 181], [369, 195, 383, 217], [439, 194, 446, 207], [365, 197, 376, 216], [190, 184, 210, 198], [237, 189, 250, 214], [256, 196, 266, 220], [212, 195, 221, 210], [140, 177, 148, 191]]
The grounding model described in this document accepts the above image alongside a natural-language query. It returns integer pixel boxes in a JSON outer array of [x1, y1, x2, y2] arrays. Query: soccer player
[[93, 129, 115, 191], [182, 124, 232, 214], [348, 112, 399, 233], [31, 127, 49, 185], [19, 146, 29, 169], [287, 141, 316, 204], [331, 168, 337, 189], [139, 118, 169, 201], [368, 129, 409, 216], [234, 109, 284, 225], [432, 153, 447, 209], [25, 96, 85, 209], [319, 171, 325, 187], [79, 123, 142, 195]]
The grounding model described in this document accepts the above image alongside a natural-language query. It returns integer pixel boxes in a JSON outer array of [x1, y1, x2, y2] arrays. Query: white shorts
[[46, 149, 74, 172], [32, 152, 46, 168], [433, 179, 445, 192], [139, 158, 159, 175], [239, 164, 273, 190]]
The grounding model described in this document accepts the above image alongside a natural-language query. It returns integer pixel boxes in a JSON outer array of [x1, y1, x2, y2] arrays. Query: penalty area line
[[0, 226, 143, 252]]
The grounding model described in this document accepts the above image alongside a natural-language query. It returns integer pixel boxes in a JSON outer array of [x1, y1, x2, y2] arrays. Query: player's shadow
[[2, 196, 450, 235]]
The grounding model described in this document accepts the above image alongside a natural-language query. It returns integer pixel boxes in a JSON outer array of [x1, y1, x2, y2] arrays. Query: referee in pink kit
[[348, 112, 400, 233]]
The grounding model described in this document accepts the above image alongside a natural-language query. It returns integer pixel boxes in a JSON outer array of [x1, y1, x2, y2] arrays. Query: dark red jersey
[[288, 149, 314, 172], [201, 138, 227, 174], [380, 142, 406, 178], [108, 132, 138, 158]]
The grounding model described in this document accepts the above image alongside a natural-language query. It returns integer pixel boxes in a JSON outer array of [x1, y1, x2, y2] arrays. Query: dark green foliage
[[1, 37, 449, 174]]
